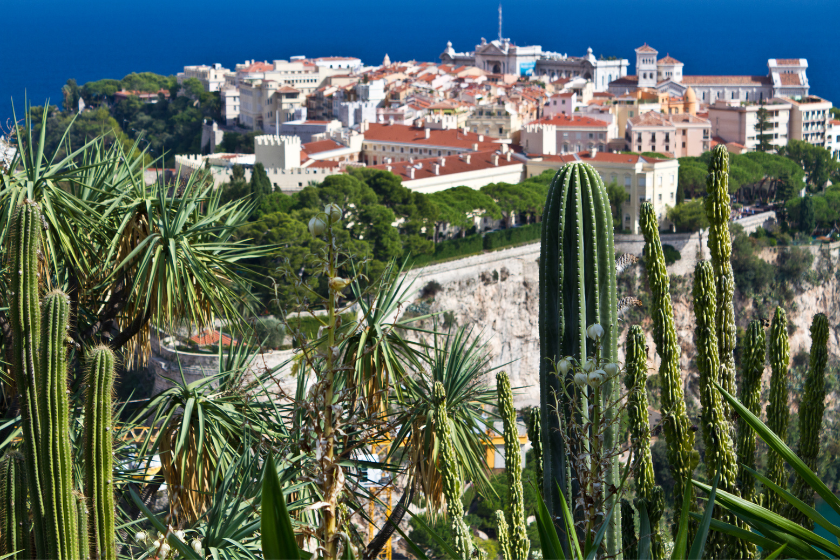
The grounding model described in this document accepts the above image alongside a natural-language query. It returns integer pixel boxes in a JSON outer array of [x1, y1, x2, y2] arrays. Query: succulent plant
[[497, 371, 529, 560], [764, 307, 791, 515]]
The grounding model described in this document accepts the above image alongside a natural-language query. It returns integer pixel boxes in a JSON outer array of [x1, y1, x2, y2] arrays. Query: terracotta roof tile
[[239, 62, 274, 73], [682, 75, 772, 85], [367, 150, 519, 180], [609, 75, 639, 86], [363, 123, 498, 150], [636, 43, 658, 53], [302, 139, 344, 155], [658, 55, 682, 65], [779, 74, 801, 86], [775, 59, 801, 65], [539, 152, 669, 165], [529, 115, 611, 128]]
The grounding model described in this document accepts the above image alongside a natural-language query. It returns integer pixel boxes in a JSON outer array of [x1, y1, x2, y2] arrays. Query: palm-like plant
[[391, 326, 498, 515]]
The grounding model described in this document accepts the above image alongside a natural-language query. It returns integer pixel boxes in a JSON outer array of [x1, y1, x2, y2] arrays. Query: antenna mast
[[498, 4, 502, 41]]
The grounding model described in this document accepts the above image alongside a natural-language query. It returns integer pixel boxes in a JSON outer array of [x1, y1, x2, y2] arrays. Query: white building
[[177, 64, 231, 92], [440, 39, 627, 92], [785, 95, 833, 148], [313, 56, 363, 73], [520, 115, 616, 155], [544, 92, 576, 118], [238, 81, 304, 133], [609, 44, 811, 104], [827, 120, 840, 159], [368, 148, 526, 194], [706, 98, 792, 152], [220, 86, 240, 125], [526, 151, 680, 234], [336, 101, 377, 128]]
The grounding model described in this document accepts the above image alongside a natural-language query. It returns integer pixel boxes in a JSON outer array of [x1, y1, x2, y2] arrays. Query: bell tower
[[635, 43, 659, 88]]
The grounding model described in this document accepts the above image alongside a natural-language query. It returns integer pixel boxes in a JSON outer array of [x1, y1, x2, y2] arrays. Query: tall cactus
[[495, 510, 511, 560], [0, 451, 30, 560], [764, 307, 790, 515], [704, 145, 737, 417], [692, 261, 748, 559], [496, 372, 528, 560], [620, 500, 637, 560], [539, 162, 620, 555], [75, 492, 90, 560], [624, 326, 664, 560], [786, 313, 829, 528], [433, 382, 472, 560], [39, 289, 79, 560], [85, 346, 117, 560], [639, 202, 696, 526], [526, 408, 542, 493], [735, 321, 766, 504], [8, 200, 47, 552]]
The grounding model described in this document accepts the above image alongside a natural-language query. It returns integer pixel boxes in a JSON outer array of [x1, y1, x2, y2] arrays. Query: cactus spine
[[526, 408, 542, 493], [735, 321, 766, 504], [495, 510, 511, 560], [786, 313, 829, 528], [624, 325, 664, 560], [433, 382, 472, 560], [8, 201, 47, 553], [75, 492, 90, 560], [639, 202, 695, 526], [0, 451, 29, 560], [539, 162, 619, 555], [692, 261, 747, 558], [496, 372, 528, 560], [85, 346, 117, 560], [764, 306, 790, 515], [39, 289, 79, 560], [704, 145, 737, 416]]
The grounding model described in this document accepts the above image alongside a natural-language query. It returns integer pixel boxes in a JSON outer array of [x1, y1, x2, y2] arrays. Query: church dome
[[685, 87, 696, 102]]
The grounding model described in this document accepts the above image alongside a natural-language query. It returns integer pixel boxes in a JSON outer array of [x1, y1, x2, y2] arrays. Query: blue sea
[[2, 0, 839, 126]]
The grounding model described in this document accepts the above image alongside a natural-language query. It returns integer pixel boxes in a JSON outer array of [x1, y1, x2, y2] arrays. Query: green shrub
[[482, 223, 541, 250], [662, 244, 681, 265], [409, 235, 484, 266], [254, 317, 285, 349]]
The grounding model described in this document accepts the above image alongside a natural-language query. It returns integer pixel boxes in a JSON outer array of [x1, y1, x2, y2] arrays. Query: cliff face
[[408, 243, 840, 408]]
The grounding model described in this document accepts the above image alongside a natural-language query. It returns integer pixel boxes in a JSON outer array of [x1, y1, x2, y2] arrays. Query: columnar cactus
[[8, 200, 47, 551], [539, 162, 620, 555], [0, 451, 29, 560], [85, 346, 117, 560], [639, 202, 696, 525], [786, 313, 829, 528], [692, 261, 747, 559], [433, 382, 472, 560], [624, 326, 664, 560], [526, 408, 542, 492], [75, 492, 90, 560], [39, 289, 79, 560], [735, 321, 766, 504], [704, 145, 738, 415], [764, 307, 790, 515], [496, 372, 528, 560], [495, 510, 511, 560]]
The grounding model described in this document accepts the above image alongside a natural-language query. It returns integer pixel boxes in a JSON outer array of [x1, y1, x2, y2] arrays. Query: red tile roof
[[367, 150, 520, 181], [189, 329, 237, 347], [779, 74, 802, 86], [528, 115, 610, 128], [658, 55, 682, 65], [363, 123, 499, 150], [540, 152, 669, 165], [830, 120, 840, 126], [609, 75, 639, 86], [239, 62, 274, 73], [307, 160, 341, 169], [276, 85, 300, 93], [593, 92, 616, 98], [775, 59, 801, 65], [302, 139, 344, 155], [636, 43, 658, 53], [682, 75, 772, 85]]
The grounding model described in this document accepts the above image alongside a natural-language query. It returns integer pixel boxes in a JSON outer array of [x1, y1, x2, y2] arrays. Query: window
[[671, 192, 674, 199], [658, 176, 663, 186], [499, 127, 504, 134], [636, 133, 642, 142], [682, 142, 686, 148], [639, 177, 646, 187], [629, 111, 634, 117], [671, 173, 675, 184], [658, 194, 662, 201], [625, 175, 631, 187]]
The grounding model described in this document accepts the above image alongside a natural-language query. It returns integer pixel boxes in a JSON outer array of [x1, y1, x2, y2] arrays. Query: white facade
[[785, 95, 833, 148], [635, 44, 659, 88], [220, 86, 240, 125], [177, 64, 231, 92], [336, 101, 377, 128], [255, 135, 301, 170], [314, 57, 363, 73], [827, 120, 840, 159]]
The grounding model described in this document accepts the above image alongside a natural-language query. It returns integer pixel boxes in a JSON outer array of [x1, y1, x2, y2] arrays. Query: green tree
[[62, 79, 81, 113], [800, 194, 816, 233], [755, 102, 772, 153], [428, 186, 501, 241], [780, 139, 838, 191], [480, 181, 546, 227], [182, 77, 205, 99], [666, 199, 709, 232], [250, 162, 272, 207], [605, 180, 628, 224]]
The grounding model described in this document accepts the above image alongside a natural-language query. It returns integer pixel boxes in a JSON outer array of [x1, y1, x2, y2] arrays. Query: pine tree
[[250, 162, 272, 207], [799, 195, 816, 234], [755, 102, 772, 153]]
